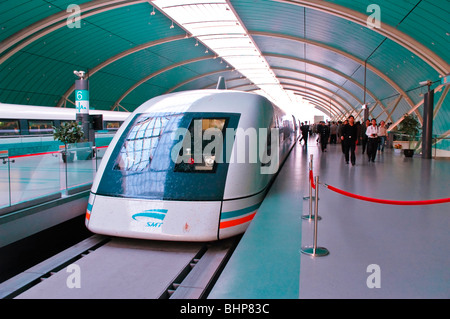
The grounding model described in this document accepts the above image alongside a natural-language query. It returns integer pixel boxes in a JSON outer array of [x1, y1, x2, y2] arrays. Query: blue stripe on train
[[220, 202, 261, 220]]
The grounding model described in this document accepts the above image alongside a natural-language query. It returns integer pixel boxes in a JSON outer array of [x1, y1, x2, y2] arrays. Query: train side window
[[105, 121, 121, 131], [60, 120, 72, 126], [0, 119, 20, 135], [28, 120, 54, 135], [174, 118, 227, 173]]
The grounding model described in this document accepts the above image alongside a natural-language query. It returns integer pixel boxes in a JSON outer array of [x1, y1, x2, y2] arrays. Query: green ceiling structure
[[0, 0, 449, 150]]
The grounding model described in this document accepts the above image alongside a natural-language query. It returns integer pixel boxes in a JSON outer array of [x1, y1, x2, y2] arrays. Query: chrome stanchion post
[[302, 155, 321, 221], [303, 154, 313, 200], [301, 176, 329, 257]]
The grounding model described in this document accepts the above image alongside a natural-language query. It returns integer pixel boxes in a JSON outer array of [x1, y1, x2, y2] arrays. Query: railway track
[[0, 234, 239, 299]]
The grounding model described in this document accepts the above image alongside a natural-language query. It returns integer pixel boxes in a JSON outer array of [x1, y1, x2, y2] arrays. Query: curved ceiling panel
[[0, 0, 448, 141]]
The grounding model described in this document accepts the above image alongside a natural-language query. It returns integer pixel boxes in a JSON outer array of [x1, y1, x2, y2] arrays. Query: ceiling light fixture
[[152, 0, 291, 104]]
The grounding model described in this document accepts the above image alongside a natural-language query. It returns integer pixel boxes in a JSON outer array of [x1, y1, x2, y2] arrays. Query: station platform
[[209, 139, 450, 299]]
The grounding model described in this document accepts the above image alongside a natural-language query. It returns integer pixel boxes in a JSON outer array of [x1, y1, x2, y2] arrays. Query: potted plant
[[53, 122, 84, 162], [397, 114, 420, 157], [393, 143, 402, 154]]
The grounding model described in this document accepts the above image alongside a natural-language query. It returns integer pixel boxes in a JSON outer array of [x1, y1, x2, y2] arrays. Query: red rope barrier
[[324, 184, 450, 206], [309, 170, 315, 189]]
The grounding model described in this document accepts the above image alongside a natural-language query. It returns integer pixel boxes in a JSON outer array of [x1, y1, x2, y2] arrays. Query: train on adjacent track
[[0, 103, 129, 136], [86, 89, 299, 241]]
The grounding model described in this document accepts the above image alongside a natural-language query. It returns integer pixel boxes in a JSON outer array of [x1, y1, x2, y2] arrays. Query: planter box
[[403, 149, 414, 157], [392, 141, 419, 150], [62, 151, 75, 163]]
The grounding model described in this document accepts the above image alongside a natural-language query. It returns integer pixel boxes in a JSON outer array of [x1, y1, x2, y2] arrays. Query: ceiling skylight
[[151, 0, 291, 104]]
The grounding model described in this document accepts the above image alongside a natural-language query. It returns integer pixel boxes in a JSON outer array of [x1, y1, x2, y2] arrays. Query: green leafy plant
[[53, 121, 84, 146], [397, 114, 421, 151], [53, 122, 84, 162]]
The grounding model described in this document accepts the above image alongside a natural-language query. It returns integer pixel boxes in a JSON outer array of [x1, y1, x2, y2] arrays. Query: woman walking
[[378, 120, 388, 152]]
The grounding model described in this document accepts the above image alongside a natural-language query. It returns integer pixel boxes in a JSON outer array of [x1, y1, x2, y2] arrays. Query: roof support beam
[[201, 77, 253, 90], [0, 0, 146, 64], [274, 0, 449, 75], [355, 101, 379, 121], [280, 86, 348, 117], [388, 99, 424, 132], [301, 96, 340, 119], [385, 95, 403, 122], [165, 69, 233, 94], [265, 53, 384, 119], [276, 73, 363, 110], [202, 79, 339, 118], [56, 34, 188, 107], [310, 104, 335, 119], [280, 80, 357, 114], [249, 31, 417, 120], [299, 95, 341, 120], [433, 85, 450, 119], [112, 56, 214, 109], [245, 85, 344, 118], [388, 83, 447, 132]]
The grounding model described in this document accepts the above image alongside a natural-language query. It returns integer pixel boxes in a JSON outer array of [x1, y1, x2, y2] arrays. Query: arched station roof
[[0, 0, 449, 134]]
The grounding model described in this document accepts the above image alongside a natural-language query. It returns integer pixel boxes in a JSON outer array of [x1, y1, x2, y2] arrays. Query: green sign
[[75, 89, 89, 113]]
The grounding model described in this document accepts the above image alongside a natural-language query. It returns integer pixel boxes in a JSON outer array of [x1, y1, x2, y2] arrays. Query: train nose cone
[[87, 194, 221, 241]]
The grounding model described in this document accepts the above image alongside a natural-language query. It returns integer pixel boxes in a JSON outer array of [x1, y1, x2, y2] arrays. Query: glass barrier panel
[[8, 145, 61, 206], [65, 142, 96, 191], [433, 137, 450, 158], [0, 151, 11, 208]]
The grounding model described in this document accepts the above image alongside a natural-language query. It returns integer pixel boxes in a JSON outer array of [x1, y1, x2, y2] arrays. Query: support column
[[422, 86, 434, 159], [74, 73, 91, 143]]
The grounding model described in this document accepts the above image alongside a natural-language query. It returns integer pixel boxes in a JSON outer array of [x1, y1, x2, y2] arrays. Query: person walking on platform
[[361, 119, 370, 154], [366, 118, 379, 162], [330, 122, 338, 144], [338, 120, 347, 154], [377, 120, 388, 152], [319, 121, 330, 152], [341, 115, 358, 166], [299, 122, 309, 146], [299, 122, 304, 144]]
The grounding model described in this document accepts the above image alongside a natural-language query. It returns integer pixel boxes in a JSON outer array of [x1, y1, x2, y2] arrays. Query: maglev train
[[86, 89, 298, 241], [0, 103, 130, 135]]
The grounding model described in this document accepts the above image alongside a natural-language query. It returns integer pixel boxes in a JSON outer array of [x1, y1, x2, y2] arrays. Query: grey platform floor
[[211, 138, 450, 299], [299, 140, 449, 298]]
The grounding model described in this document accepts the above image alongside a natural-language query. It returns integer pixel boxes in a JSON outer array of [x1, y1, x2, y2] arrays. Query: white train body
[[0, 103, 129, 122], [86, 90, 297, 241]]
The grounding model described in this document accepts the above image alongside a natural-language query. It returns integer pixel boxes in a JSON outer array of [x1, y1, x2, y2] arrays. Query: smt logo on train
[[131, 209, 168, 228]]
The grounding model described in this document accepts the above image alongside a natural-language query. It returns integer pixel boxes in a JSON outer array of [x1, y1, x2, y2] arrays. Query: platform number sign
[[75, 89, 89, 114]]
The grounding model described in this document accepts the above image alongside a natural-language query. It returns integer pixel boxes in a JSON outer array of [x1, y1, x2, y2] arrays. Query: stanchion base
[[301, 214, 322, 221], [300, 246, 329, 257], [303, 196, 319, 200]]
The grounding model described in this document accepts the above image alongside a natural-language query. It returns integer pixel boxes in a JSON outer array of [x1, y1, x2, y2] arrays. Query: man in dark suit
[[299, 122, 309, 146], [319, 121, 330, 152], [341, 115, 358, 166]]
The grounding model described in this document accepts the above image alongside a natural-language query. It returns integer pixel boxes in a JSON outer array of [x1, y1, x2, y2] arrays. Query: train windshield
[[96, 112, 240, 201], [113, 114, 181, 172], [174, 118, 227, 173]]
